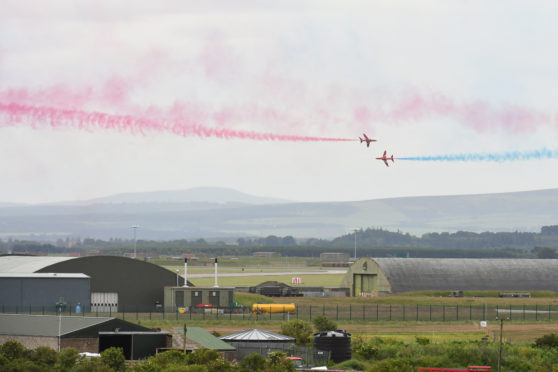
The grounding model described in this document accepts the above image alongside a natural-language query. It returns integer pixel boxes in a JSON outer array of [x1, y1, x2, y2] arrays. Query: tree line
[[3, 225, 558, 259]]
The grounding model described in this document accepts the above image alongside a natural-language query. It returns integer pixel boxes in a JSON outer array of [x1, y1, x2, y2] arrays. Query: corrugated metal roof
[[0, 256, 74, 273], [0, 314, 113, 337], [99, 331, 170, 335], [220, 329, 294, 342], [175, 327, 235, 351], [0, 273, 89, 278], [374, 258, 558, 293]]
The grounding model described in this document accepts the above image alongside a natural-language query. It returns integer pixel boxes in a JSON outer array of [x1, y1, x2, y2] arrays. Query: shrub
[[415, 336, 430, 345], [186, 348, 220, 365], [266, 351, 295, 372], [0, 340, 27, 361], [101, 347, 126, 371], [280, 320, 313, 346], [534, 333, 558, 348], [335, 358, 367, 371], [368, 357, 415, 372], [29, 346, 57, 366], [238, 353, 266, 372], [57, 348, 80, 371], [74, 357, 112, 372], [312, 316, 338, 332]]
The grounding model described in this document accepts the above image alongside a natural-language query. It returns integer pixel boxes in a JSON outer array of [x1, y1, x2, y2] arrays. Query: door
[[175, 290, 184, 307], [353, 274, 362, 296], [91, 292, 118, 313], [362, 274, 376, 293], [191, 290, 202, 307], [209, 290, 220, 307]]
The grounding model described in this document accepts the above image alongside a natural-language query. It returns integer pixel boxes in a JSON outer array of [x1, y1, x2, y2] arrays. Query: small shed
[[219, 329, 295, 359], [164, 286, 235, 312]]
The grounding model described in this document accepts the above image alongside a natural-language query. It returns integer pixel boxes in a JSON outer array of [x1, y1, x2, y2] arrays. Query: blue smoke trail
[[398, 148, 558, 162]]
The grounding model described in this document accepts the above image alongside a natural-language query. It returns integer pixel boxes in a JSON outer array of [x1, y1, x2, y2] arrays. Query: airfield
[[151, 256, 558, 345]]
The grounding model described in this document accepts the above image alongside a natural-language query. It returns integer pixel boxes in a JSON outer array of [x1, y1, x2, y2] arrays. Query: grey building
[[164, 286, 235, 312], [341, 257, 558, 296], [0, 314, 171, 359], [0, 255, 193, 311], [0, 273, 90, 311]]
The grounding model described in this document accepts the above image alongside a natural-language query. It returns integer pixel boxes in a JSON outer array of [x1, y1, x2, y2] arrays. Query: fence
[[230, 343, 329, 365], [2, 303, 558, 323]]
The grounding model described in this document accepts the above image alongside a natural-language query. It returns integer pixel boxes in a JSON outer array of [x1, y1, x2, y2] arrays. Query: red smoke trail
[[0, 102, 355, 142], [354, 91, 552, 133]]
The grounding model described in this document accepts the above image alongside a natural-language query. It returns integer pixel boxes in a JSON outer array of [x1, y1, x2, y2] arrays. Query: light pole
[[58, 307, 61, 352], [353, 228, 359, 260], [131, 225, 138, 259], [176, 269, 179, 286], [496, 316, 509, 372]]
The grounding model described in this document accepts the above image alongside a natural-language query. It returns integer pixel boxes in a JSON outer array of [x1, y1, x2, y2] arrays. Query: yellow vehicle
[[252, 303, 296, 314]]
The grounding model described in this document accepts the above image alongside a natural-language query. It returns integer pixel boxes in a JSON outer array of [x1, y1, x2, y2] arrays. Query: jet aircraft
[[376, 150, 395, 167], [359, 133, 377, 147]]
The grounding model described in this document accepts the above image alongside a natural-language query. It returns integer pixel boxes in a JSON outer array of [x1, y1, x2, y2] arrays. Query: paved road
[[185, 269, 347, 278]]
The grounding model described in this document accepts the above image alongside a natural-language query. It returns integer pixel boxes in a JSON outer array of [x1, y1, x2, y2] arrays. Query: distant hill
[[0, 187, 557, 240], [49, 187, 291, 206]]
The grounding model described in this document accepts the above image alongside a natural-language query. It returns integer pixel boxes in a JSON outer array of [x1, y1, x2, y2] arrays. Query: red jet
[[359, 133, 377, 147], [376, 150, 394, 167]]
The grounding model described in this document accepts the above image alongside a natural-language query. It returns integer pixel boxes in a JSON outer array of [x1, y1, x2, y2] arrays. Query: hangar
[[0, 314, 170, 359], [341, 257, 558, 296], [0, 255, 193, 312]]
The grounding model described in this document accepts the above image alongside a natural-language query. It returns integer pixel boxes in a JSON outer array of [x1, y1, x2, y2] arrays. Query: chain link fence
[[2, 303, 557, 322]]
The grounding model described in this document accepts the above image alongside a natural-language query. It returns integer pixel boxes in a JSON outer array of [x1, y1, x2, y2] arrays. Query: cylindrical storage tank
[[252, 303, 296, 313], [313, 330, 351, 363]]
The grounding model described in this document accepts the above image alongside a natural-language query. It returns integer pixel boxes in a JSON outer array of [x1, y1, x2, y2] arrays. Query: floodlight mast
[[131, 225, 139, 259], [350, 228, 360, 260]]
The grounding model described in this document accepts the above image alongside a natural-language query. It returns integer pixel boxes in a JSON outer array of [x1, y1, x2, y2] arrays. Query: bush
[[266, 351, 295, 372], [312, 316, 337, 332], [280, 320, 313, 346], [0, 340, 27, 360], [101, 347, 126, 371], [57, 348, 80, 371], [238, 353, 266, 372], [137, 350, 188, 371], [534, 333, 558, 348], [368, 357, 415, 372], [186, 348, 220, 365], [29, 346, 57, 366], [335, 358, 368, 371], [74, 357, 112, 372]]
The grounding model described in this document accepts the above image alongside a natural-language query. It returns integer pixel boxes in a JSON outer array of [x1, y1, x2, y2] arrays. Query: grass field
[[190, 274, 344, 287]]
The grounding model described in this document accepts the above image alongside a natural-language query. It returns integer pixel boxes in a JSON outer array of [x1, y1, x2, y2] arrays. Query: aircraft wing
[[383, 159, 389, 167]]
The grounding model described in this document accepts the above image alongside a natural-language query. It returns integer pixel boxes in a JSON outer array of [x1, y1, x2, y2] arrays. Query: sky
[[2, 1, 558, 204]]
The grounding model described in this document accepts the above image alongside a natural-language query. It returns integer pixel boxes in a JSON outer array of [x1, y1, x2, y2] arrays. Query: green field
[[190, 274, 344, 287]]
